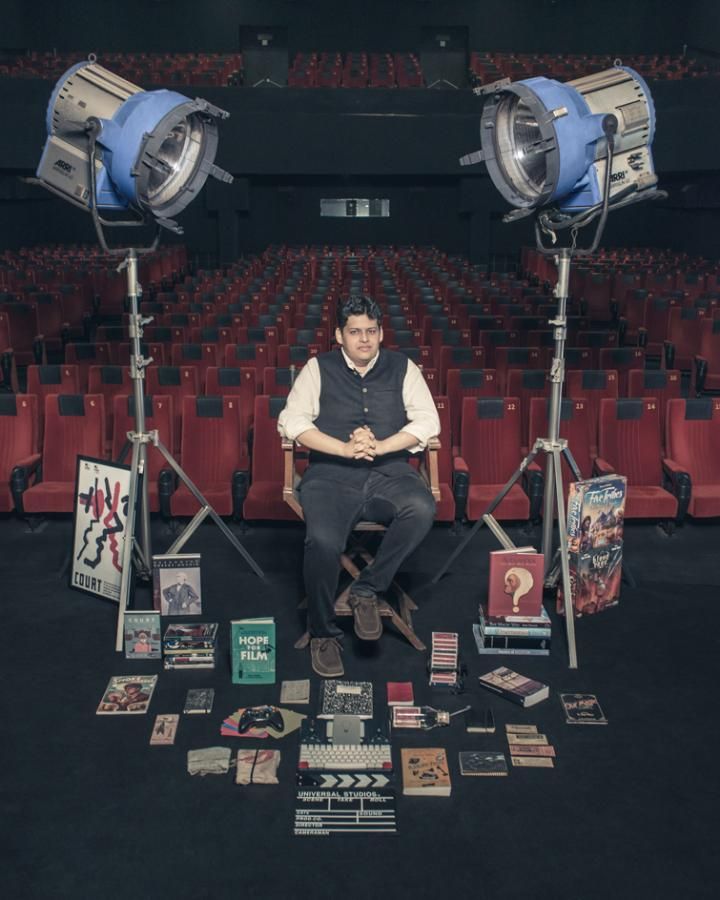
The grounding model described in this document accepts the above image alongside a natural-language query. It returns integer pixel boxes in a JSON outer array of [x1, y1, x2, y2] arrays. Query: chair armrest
[[11, 453, 42, 515], [593, 457, 615, 477], [13, 453, 41, 476], [1, 349, 18, 392], [694, 355, 708, 395], [637, 327, 648, 348], [662, 457, 691, 523], [282, 439, 304, 519], [452, 454, 469, 521], [452, 455, 469, 475], [421, 437, 441, 503], [33, 334, 46, 364], [663, 340, 675, 370]]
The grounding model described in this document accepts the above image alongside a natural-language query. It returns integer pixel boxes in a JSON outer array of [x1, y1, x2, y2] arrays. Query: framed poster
[[71, 455, 132, 602]]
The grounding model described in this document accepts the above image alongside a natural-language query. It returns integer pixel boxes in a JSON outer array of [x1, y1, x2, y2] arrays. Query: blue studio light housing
[[36, 59, 232, 230], [475, 66, 658, 213]]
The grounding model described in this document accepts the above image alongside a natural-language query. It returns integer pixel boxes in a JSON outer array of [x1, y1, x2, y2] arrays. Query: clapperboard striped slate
[[294, 790, 397, 835]]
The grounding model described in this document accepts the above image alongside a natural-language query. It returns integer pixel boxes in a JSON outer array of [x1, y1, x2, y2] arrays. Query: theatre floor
[[2, 513, 718, 900]]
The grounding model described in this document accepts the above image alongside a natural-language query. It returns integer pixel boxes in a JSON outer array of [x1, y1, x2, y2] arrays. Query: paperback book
[[478, 666, 549, 708], [183, 688, 215, 714], [96, 675, 158, 715], [464, 707, 496, 734], [318, 680, 373, 719], [560, 692, 608, 725], [123, 612, 161, 659], [230, 617, 276, 685], [401, 748, 452, 796], [152, 553, 202, 615], [479, 604, 552, 637], [472, 623, 551, 656], [387, 682, 414, 706], [150, 714, 179, 745]]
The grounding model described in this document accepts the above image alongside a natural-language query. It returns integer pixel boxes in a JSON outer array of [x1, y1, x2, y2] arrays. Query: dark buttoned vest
[[303, 348, 412, 484]]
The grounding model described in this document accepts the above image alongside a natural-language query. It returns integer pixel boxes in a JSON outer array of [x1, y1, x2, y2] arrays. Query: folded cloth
[[187, 746, 232, 776]]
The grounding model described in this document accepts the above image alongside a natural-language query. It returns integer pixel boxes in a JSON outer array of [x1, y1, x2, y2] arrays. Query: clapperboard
[[296, 772, 392, 789], [294, 790, 397, 835]]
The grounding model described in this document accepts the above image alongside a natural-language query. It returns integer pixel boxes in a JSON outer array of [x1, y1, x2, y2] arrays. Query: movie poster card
[[152, 554, 202, 615], [71, 456, 131, 602]]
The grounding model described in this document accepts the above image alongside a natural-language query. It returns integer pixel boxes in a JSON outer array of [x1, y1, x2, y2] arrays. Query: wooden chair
[[282, 437, 441, 651]]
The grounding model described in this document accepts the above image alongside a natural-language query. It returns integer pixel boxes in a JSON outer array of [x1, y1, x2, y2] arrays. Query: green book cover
[[230, 617, 276, 684]]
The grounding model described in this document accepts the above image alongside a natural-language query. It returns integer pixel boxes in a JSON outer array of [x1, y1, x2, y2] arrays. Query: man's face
[[335, 314, 383, 369]]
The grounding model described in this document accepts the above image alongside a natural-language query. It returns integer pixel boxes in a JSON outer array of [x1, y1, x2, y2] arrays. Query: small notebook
[[458, 751, 508, 776], [183, 688, 215, 714]]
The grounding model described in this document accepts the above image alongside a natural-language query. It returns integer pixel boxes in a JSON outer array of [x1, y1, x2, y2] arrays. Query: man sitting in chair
[[278, 295, 440, 678]]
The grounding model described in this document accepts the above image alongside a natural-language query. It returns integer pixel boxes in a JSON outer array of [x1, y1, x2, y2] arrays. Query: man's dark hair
[[336, 295, 382, 329]]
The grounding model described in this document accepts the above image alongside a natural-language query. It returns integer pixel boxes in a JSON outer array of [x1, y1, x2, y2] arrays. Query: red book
[[488, 549, 544, 618], [387, 681, 414, 706]]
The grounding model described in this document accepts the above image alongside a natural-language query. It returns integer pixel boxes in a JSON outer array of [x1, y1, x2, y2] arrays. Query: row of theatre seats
[[0, 51, 243, 86], [2, 50, 715, 88], [470, 51, 718, 83], [1, 243, 720, 529], [2, 387, 720, 526]]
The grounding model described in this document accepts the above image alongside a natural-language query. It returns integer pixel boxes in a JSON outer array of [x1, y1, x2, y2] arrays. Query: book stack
[[162, 622, 219, 670], [473, 604, 552, 656]]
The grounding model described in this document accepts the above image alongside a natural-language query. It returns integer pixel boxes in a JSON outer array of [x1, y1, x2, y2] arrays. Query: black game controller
[[238, 705, 285, 733]]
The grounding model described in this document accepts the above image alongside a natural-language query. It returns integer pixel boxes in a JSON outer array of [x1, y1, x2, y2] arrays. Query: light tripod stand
[[82, 130, 265, 651], [431, 129, 668, 666], [431, 239, 582, 667]]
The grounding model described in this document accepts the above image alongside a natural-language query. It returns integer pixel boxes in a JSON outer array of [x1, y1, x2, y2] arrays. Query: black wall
[[0, 1, 693, 56], [1, 1, 718, 264]]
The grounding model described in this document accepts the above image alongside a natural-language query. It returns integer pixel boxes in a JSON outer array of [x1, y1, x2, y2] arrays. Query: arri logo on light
[[53, 158, 73, 174]]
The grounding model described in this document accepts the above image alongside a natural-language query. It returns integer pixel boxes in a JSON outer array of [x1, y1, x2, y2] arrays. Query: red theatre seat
[[22, 394, 105, 513], [145, 365, 199, 454], [111, 395, 173, 513], [565, 369, 619, 452], [596, 398, 687, 523], [665, 397, 720, 518], [169, 396, 248, 518], [26, 364, 80, 449], [0, 395, 40, 513], [445, 368, 498, 448], [458, 396, 530, 522], [527, 396, 595, 519], [243, 395, 298, 521]]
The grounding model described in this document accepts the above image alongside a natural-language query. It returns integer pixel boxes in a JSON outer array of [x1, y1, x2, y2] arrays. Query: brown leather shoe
[[348, 591, 383, 641], [310, 637, 344, 677]]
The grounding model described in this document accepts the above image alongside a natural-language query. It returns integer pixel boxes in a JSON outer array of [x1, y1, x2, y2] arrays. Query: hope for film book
[[230, 617, 276, 684]]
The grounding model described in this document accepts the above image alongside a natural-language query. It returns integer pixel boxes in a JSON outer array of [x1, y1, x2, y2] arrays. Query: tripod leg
[[430, 445, 541, 584], [155, 439, 265, 579], [552, 447, 578, 668], [115, 439, 142, 651], [541, 450, 556, 572]]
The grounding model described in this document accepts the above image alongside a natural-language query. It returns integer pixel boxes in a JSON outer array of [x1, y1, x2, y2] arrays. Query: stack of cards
[[429, 631, 460, 687], [505, 723, 556, 768]]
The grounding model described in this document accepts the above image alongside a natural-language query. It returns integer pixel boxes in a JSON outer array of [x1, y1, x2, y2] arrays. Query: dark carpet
[[2, 514, 718, 900]]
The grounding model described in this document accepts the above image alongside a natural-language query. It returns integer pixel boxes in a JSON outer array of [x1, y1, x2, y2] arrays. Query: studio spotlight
[[444, 65, 667, 669], [33, 58, 263, 652], [462, 66, 658, 217], [35, 57, 232, 230]]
